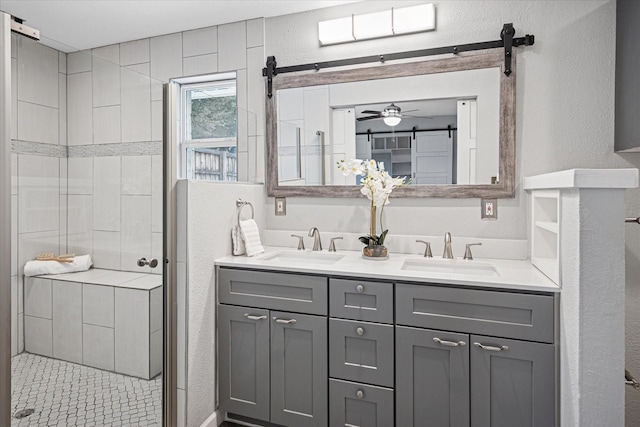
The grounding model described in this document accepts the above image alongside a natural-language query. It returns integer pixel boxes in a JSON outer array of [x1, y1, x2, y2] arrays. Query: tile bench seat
[[24, 269, 162, 380]]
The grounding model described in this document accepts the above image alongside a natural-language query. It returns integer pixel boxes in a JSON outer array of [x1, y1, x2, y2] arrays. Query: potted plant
[[338, 159, 407, 259]]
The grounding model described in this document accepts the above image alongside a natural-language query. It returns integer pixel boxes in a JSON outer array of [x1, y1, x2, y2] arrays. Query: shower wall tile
[[150, 32, 183, 83], [183, 26, 217, 57], [67, 50, 92, 74], [52, 280, 83, 364], [93, 55, 121, 107], [18, 231, 61, 277], [18, 314, 24, 353], [237, 151, 249, 182], [151, 232, 162, 276], [67, 194, 93, 256], [247, 46, 265, 137], [11, 153, 17, 195], [17, 102, 59, 144], [59, 157, 67, 195], [151, 155, 163, 233], [59, 74, 67, 146], [67, 72, 93, 145], [92, 44, 120, 64], [122, 155, 151, 195], [11, 33, 17, 59], [120, 39, 150, 66], [121, 196, 151, 272], [183, 54, 218, 76], [83, 324, 115, 371], [24, 315, 53, 357], [255, 135, 265, 183], [94, 156, 121, 231], [94, 105, 122, 144], [24, 277, 52, 319], [121, 66, 151, 143], [59, 194, 67, 254], [151, 100, 162, 142], [218, 21, 247, 72], [150, 286, 162, 333], [93, 231, 121, 270], [18, 154, 60, 233], [246, 18, 265, 49], [17, 38, 59, 108], [67, 157, 93, 195], [59, 51, 66, 74], [11, 58, 16, 140]]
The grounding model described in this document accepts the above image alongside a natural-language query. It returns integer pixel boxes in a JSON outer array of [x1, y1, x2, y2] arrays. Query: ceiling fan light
[[383, 115, 402, 127]]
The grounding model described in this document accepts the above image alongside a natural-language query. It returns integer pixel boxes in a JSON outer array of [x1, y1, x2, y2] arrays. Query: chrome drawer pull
[[356, 389, 365, 399], [433, 337, 466, 347], [273, 317, 297, 324], [244, 314, 267, 321], [356, 327, 365, 336], [356, 284, 365, 293], [474, 342, 509, 352]]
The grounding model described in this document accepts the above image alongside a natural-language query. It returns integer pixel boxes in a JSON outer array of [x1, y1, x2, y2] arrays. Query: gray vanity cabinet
[[395, 326, 470, 427], [470, 335, 555, 427], [329, 378, 394, 427], [217, 304, 270, 422]]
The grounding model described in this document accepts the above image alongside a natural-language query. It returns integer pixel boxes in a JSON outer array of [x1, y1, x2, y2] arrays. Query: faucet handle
[[463, 243, 482, 260], [291, 234, 305, 250], [329, 237, 343, 252], [416, 240, 433, 258]]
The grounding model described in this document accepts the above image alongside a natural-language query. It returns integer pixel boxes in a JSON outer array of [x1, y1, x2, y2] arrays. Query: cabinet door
[[218, 304, 270, 422], [271, 311, 328, 427], [470, 335, 555, 427], [329, 379, 394, 427], [396, 326, 470, 427]]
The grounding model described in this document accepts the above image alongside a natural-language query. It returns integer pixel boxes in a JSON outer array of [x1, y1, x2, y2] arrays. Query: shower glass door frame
[[0, 11, 12, 423]]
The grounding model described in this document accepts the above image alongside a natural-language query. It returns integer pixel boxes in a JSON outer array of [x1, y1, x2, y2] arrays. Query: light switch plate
[[275, 197, 286, 216], [481, 198, 497, 220]]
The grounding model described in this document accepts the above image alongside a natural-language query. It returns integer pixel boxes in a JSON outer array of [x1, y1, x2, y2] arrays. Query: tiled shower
[[10, 17, 266, 426]]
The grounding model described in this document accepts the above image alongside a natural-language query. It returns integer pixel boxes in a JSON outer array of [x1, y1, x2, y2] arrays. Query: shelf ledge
[[524, 168, 638, 190]]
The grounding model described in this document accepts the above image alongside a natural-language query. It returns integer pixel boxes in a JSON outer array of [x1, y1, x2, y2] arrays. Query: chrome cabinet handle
[[356, 284, 365, 293], [474, 342, 509, 352], [433, 337, 466, 347], [356, 389, 365, 399], [244, 314, 267, 321], [356, 327, 365, 336], [273, 317, 297, 324]]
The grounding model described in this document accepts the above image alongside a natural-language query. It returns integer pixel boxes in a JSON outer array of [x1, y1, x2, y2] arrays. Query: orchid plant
[[338, 159, 407, 246]]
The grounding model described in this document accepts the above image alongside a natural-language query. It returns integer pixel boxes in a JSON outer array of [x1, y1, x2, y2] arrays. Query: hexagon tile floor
[[10, 353, 162, 426]]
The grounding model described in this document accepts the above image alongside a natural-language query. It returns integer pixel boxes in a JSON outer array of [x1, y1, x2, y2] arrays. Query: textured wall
[[264, 1, 640, 423]]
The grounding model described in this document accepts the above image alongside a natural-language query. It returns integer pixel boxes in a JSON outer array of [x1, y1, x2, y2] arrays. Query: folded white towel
[[239, 219, 265, 257], [231, 224, 246, 256], [24, 255, 93, 277]]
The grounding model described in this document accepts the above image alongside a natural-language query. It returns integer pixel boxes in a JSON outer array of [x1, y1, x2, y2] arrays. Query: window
[[179, 74, 238, 181]]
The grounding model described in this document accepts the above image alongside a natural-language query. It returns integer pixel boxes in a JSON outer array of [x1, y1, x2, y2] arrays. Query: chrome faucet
[[308, 227, 322, 251], [443, 232, 454, 259]]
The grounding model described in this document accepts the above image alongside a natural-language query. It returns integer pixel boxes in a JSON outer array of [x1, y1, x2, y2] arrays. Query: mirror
[[266, 50, 515, 198]]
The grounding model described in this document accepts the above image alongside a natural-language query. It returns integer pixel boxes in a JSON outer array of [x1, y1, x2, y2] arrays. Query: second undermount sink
[[260, 251, 345, 265], [401, 259, 500, 277]]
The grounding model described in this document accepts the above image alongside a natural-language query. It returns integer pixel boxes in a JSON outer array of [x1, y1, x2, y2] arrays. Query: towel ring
[[236, 198, 254, 223]]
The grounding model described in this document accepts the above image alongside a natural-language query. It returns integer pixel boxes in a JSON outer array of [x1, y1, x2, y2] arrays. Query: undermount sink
[[260, 251, 345, 265], [401, 259, 500, 277]]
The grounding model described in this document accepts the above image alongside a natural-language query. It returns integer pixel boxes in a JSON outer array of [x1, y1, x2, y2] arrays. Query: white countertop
[[215, 247, 560, 293], [524, 168, 638, 190]]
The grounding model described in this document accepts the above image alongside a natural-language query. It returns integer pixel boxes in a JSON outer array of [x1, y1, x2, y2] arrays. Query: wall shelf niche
[[531, 190, 560, 284]]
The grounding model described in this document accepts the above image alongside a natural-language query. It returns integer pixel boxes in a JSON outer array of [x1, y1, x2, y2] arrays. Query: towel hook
[[236, 198, 255, 223]]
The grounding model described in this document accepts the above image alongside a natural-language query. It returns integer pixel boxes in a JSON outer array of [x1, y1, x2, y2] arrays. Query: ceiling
[[0, 0, 360, 53]]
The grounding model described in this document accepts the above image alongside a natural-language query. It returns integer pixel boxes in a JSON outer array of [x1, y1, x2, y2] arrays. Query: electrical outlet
[[481, 198, 497, 220], [275, 197, 286, 216]]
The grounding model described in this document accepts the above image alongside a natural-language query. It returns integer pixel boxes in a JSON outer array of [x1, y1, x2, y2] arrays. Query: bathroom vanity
[[215, 249, 559, 427]]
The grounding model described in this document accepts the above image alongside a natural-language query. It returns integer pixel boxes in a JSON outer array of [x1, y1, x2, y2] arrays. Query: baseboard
[[199, 410, 220, 427]]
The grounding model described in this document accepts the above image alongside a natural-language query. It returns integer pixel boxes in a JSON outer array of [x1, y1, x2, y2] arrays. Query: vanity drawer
[[329, 278, 393, 324], [329, 318, 394, 387], [329, 379, 394, 427], [395, 283, 555, 343], [218, 268, 328, 315]]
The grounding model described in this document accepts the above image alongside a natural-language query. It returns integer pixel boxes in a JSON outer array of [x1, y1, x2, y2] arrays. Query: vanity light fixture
[[318, 3, 436, 46]]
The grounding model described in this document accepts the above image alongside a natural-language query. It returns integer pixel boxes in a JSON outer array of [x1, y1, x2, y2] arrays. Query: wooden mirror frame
[[266, 50, 515, 198]]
